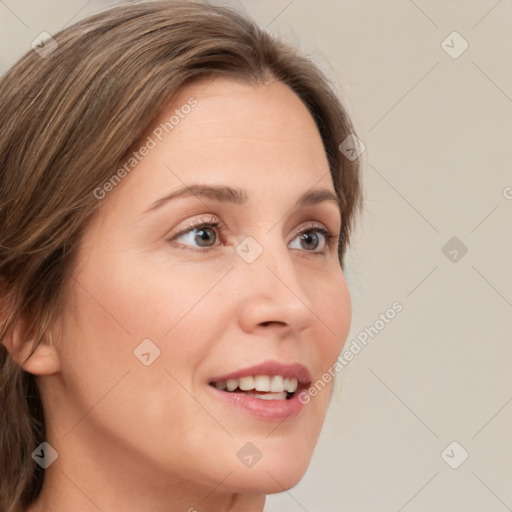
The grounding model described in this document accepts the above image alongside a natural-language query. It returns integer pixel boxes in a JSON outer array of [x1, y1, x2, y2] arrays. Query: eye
[[288, 225, 335, 253], [168, 217, 337, 254], [178, 225, 218, 247], [169, 218, 223, 251]]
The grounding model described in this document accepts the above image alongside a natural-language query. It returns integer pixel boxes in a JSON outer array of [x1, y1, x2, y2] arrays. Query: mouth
[[209, 375, 300, 400], [207, 361, 311, 420]]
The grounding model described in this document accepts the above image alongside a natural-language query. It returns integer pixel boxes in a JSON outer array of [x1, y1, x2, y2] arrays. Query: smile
[[207, 361, 311, 421], [210, 375, 298, 400]]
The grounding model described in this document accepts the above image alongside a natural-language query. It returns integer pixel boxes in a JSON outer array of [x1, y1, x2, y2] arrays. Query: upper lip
[[209, 360, 312, 385]]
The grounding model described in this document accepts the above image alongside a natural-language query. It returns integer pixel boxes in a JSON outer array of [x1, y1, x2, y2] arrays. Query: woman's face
[[43, 77, 351, 501]]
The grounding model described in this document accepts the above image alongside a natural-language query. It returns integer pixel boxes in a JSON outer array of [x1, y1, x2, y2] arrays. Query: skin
[[17, 77, 352, 511]]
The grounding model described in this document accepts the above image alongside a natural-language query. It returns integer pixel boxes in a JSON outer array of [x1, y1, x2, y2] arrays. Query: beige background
[[1, 1, 511, 510]]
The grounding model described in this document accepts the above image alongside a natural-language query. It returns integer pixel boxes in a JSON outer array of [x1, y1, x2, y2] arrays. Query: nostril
[[260, 320, 286, 327]]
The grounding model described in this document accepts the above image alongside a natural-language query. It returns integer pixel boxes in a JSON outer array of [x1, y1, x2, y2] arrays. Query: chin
[[219, 437, 316, 494], [225, 462, 310, 495]]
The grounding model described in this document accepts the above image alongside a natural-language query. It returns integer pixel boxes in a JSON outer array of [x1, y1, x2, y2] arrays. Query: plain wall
[[1, 1, 511, 510]]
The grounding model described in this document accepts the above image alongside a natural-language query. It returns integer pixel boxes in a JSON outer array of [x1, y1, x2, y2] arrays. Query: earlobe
[[1, 277, 61, 375], [2, 318, 61, 376], [18, 339, 61, 375]]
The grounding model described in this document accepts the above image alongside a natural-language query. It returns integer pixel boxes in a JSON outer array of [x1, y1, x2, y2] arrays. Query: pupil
[[195, 228, 216, 247], [301, 232, 318, 250]]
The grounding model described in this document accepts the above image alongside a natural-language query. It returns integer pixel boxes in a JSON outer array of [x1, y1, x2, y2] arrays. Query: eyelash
[[168, 216, 337, 255]]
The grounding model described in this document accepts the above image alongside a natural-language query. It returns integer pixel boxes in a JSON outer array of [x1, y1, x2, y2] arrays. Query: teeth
[[254, 375, 271, 392], [270, 376, 284, 392], [238, 376, 254, 391], [212, 375, 298, 394], [287, 378, 298, 393], [246, 392, 287, 401], [226, 379, 238, 392]]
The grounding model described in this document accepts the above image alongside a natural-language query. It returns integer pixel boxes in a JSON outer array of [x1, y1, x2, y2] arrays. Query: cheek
[[55, 256, 228, 464], [60, 247, 231, 395], [70, 247, 221, 343], [304, 270, 351, 413], [309, 269, 352, 360]]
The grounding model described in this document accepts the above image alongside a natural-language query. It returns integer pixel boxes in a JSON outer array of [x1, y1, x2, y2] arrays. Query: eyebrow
[[145, 183, 342, 218]]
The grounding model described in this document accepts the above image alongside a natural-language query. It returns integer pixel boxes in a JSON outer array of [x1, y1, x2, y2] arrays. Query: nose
[[235, 237, 319, 338]]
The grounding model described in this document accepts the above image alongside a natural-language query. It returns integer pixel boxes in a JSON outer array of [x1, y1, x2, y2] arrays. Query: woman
[[0, 1, 363, 511]]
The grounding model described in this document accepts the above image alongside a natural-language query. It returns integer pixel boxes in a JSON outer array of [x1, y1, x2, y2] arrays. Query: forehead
[[165, 77, 323, 143], [149, 77, 328, 174], [97, 77, 333, 218]]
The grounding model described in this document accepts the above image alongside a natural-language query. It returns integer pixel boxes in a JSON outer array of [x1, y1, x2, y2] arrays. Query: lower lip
[[208, 385, 307, 422]]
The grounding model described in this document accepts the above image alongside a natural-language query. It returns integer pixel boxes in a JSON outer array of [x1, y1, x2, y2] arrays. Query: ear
[[6, 324, 61, 375], [0, 282, 61, 375]]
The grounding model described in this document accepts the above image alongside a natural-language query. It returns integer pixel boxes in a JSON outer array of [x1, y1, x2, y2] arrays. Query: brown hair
[[0, 1, 363, 510]]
